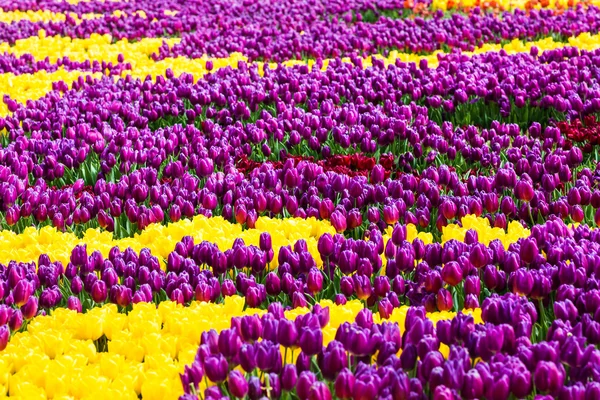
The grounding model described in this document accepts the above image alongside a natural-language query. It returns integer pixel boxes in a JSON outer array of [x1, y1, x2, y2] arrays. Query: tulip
[[259, 232, 272, 252], [520, 237, 538, 264], [317, 233, 334, 257], [9, 309, 23, 331], [0, 325, 9, 351], [464, 294, 479, 310], [440, 199, 457, 220], [228, 370, 248, 398], [442, 261, 463, 286], [307, 268, 323, 294], [21, 297, 38, 319], [308, 381, 332, 400], [204, 355, 228, 383], [367, 208, 380, 223], [354, 373, 381, 399], [281, 364, 298, 391], [378, 298, 394, 319], [181, 362, 204, 395], [265, 272, 281, 296], [515, 179, 534, 202], [433, 385, 454, 400], [383, 205, 399, 225], [462, 369, 484, 399], [246, 286, 263, 308], [240, 315, 262, 342], [67, 296, 82, 313], [256, 340, 282, 372], [353, 274, 372, 300], [299, 327, 323, 356], [292, 292, 308, 308], [511, 269, 534, 296], [391, 225, 407, 246], [436, 288, 453, 311], [91, 280, 108, 303], [221, 280, 236, 297], [534, 361, 564, 395], [297, 371, 317, 400], [370, 164, 385, 184], [464, 275, 481, 296], [239, 343, 257, 373], [335, 294, 347, 305], [218, 328, 242, 359], [331, 210, 347, 233], [469, 243, 489, 269], [400, 342, 418, 371], [335, 368, 355, 399], [12, 280, 32, 307]]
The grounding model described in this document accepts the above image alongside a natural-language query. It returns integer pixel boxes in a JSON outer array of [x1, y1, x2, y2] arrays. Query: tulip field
[[3, 0, 600, 398]]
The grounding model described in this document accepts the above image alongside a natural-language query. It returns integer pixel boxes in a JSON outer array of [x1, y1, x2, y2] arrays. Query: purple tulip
[[228, 370, 248, 398]]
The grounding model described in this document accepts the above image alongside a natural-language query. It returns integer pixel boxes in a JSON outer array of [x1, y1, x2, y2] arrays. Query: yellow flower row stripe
[[0, 10, 102, 24], [0, 32, 179, 65], [0, 216, 336, 269], [3, 296, 482, 400], [0, 70, 103, 116], [0, 9, 180, 24], [441, 214, 531, 247], [0, 214, 528, 271]]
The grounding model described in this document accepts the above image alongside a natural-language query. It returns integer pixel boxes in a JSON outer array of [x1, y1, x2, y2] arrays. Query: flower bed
[[0, 0, 598, 398]]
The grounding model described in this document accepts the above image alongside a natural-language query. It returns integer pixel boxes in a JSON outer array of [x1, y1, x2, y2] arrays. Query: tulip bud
[[67, 296, 82, 313], [371, 164, 385, 184], [469, 243, 490, 269], [235, 204, 247, 225], [330, 210, 347, 233], [441, 261, 462, 286], [335, 368, 355, 399], [91, 280, 108, 303], [9, 309, 23, 331], [228, 370, 248, 398], [347, 209, 363, 230], [290, 371, 314, 400], [383, 204, 399, 225], [13, 280, 32, 307], [21, 297, 38, 319], [306, 268, 323, 295], [436, 288, 453, 311], [335, 294, 347, 305], [392, 224, 407, 245], [265, 272, 281, 296], [378, 298, 394, 319], [281, 364, 298, 391], [221, 279, 236, 297], [534, 361, 564, 394], [299, 327, 323, 356], [464, 275, 481, 296], [520, 237, 538, 264], [367, 208, 380, 223], [0, 324, 8, 351], [515, 179, 534, 202], [309, 381, 332, 400], [353, 274, 372, 300], [71, 275, 84, 294], [259, 232, 272, 251], [317, 233, 334, 257], [204, 354, 228, 383]]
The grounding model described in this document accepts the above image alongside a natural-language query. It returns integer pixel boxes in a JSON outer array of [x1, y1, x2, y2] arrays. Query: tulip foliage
[[0, 0, 600, 398]]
